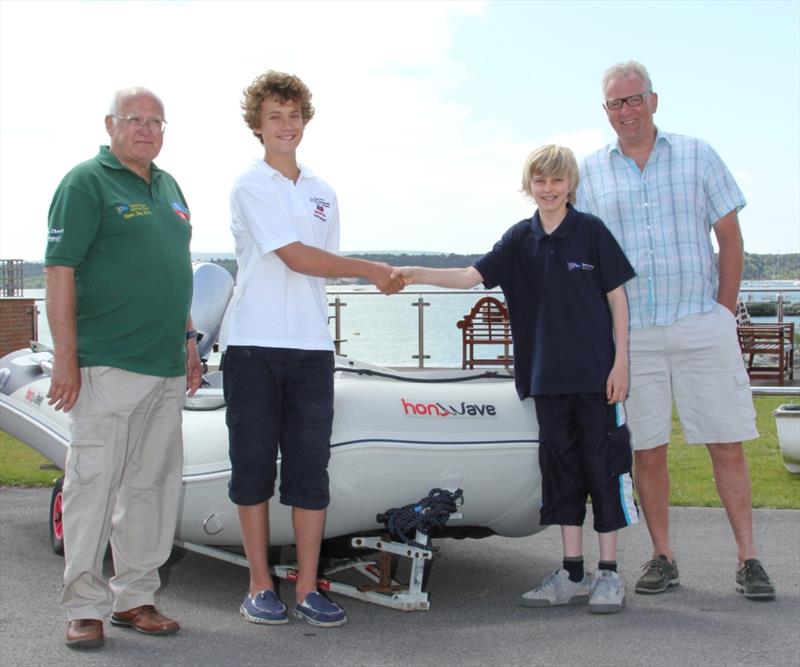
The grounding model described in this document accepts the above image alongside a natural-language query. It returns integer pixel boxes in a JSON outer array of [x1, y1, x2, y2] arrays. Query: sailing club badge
[[171, 202, 190, 221]]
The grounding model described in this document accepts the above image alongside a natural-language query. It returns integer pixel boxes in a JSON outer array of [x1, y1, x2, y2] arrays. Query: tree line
[[16, 252, 800, 288]]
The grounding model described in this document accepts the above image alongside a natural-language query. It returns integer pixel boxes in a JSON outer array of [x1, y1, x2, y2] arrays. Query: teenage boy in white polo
[[221, 70, 403, 628]]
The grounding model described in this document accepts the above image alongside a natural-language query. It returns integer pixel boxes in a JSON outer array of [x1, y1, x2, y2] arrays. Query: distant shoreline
[[13, 252, 800, 289]]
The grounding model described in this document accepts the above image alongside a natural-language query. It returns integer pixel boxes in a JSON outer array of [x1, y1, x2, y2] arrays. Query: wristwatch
[[186, 329, 198, 341]]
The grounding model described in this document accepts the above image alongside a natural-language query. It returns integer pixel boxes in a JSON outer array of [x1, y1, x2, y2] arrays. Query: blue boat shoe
[[240, 589, 289, 625], [293, 591, 347, 627]]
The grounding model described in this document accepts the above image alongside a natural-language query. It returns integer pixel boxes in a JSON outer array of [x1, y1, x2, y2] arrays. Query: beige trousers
[[61, 366, 184, 620]]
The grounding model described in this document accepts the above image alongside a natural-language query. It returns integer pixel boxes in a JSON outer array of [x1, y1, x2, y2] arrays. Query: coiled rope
[[376, 488, 464, 550]]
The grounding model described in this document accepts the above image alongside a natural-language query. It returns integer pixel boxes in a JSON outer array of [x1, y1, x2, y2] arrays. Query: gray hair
[[108, 87, 164, 116], [602, 61, 653, 96]]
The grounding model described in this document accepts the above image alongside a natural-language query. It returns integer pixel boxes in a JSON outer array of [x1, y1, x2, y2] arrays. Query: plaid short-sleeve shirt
[[576, 130, 745, 329]]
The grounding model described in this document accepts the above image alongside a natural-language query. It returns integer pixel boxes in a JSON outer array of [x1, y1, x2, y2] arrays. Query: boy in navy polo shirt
[[393, 145, 637, 613]]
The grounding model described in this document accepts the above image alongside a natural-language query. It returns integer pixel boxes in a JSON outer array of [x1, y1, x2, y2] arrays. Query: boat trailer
[[174, 489, 465, 612], [174, 525, 453, 612]]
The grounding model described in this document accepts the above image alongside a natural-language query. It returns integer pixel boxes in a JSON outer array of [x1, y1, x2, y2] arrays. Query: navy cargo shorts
[[533, 393, 639, 533], [223, 346, 335, 510]]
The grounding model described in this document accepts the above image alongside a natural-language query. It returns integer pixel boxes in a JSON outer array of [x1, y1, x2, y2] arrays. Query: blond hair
[[521, 144, 579, 204]]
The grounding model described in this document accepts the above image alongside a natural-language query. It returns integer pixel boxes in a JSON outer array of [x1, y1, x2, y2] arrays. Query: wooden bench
[[735, 300, 795, 385], [737, 322, 795, 385], [456, 296, 513, 369]]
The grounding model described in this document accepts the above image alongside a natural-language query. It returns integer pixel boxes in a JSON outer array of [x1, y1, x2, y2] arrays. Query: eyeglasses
[[604, 91, 653, 111], [111, 115, 167, 133]]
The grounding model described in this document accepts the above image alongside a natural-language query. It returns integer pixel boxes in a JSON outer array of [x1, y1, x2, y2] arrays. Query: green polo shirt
[[45, 146, 192, 377]]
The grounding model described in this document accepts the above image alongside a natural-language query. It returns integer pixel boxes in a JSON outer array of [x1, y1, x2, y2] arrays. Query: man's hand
[[185, 341, 203, 397], [47, 354, 81, 412]]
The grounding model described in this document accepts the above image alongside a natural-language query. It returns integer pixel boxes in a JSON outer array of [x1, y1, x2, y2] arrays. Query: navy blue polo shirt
[[474, 204, 635, 399]]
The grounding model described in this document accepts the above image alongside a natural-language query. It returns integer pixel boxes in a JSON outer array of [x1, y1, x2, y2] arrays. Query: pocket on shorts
[[67, 419, 107, 485], [607, 425, 633, 476]]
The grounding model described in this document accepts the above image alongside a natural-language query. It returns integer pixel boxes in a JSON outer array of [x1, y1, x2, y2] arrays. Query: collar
[[256, 158, 315, 182], [607, 127, 671, 156], [531, 203, 576, 240], [95, 145, 161, 175]]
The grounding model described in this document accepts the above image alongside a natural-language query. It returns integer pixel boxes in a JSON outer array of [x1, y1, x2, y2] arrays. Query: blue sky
[[1, 0, 798, 260]]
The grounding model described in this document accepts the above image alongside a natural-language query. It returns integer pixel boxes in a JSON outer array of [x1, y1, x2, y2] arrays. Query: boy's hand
[[391, 266, 418, 285], [370, 262, 405, 295], [606, 360, 629, 404]]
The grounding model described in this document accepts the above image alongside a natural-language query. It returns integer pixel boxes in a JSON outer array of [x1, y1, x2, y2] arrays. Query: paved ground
[[1, 487, 798, 667]]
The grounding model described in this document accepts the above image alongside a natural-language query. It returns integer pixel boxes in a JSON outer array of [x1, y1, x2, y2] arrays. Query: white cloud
[[2, 0, 796, 259], [1, 0, 501, 258]]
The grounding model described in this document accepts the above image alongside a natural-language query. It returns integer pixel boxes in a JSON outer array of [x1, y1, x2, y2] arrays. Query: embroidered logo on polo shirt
[[48, 228, 64, 243], [115, 202, 152, 221], [171, 202, 190, 221], [310, 196, 330, 222], [567, 262, 594, 272]]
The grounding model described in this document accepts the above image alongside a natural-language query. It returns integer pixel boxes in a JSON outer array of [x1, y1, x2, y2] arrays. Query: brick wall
[[0, 298, 38, 358]]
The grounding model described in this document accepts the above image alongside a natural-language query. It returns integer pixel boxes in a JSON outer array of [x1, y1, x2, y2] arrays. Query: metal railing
[[327, 286, 799, 369], [740, 287, 798, 322], [19, 284, 800, 372], [328, 289, 504, 367]]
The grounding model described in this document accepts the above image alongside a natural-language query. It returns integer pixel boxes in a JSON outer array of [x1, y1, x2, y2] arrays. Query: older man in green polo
[[45, 87, 202, 649]]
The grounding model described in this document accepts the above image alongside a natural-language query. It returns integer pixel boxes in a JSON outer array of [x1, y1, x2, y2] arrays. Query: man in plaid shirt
[[577, 60, 775, 601]]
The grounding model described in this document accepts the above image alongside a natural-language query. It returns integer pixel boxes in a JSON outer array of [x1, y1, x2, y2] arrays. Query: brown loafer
[[66, 619, 104, 649], [110, 605, 180, 635]]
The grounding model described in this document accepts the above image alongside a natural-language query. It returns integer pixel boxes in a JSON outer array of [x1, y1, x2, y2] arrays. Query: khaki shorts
[[626, 303, 758, 450]]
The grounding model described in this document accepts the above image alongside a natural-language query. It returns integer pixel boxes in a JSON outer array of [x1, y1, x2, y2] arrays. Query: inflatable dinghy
[[0, 262, 542, 610]]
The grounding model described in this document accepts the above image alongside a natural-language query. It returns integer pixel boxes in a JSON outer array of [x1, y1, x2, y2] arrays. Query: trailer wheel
[[49, 476, 65, 556]]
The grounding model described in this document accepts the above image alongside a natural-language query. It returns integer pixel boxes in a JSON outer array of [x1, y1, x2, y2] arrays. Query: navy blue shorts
[[223, 346, 334, 510], [534, 393, 639, 533]]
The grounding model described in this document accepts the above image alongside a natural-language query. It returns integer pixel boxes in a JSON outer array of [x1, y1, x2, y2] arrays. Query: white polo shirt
[[221, 159, 340, 351]]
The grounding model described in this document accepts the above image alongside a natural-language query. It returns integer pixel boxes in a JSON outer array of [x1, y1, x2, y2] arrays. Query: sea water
[[24, 282, 800, 369]]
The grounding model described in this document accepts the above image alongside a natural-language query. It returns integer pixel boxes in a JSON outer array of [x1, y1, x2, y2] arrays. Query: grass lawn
[[0, 429, 62, 486], [1, 397, 799, 507], [668, 397, 800, 508]]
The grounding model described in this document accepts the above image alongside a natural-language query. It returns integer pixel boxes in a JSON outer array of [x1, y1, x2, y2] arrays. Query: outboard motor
[[190, 262, 234, 362]]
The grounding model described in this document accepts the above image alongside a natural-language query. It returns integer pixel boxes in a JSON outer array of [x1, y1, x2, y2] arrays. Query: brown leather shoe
[[66, 619, 104, 649], [110, 605, 180, 635]]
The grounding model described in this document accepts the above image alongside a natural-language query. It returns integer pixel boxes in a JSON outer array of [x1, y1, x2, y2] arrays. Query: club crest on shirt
[[171, 202, 190, 221], [310, 196, 330, 223], [114, 202, 152, 221], [567, 261, 594, 272]]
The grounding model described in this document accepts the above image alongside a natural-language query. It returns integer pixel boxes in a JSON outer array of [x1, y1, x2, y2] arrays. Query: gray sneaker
[[635, 555, 679, 594], [521, 569, 591, 607], [736, 559, 776, 600], [589, 570, 626, 614]]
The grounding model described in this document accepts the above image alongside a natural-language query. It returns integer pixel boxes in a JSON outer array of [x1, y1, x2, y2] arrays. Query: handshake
[[366, 264, 473, 294], [367, 263, 419, 295]]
